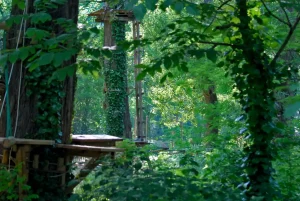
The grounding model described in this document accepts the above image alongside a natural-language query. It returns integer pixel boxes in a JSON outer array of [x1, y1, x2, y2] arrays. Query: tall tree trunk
[[3, 1, 78, 199], [4, 0, 38, 138], [3, 0, 78, 141], [203, 85, 218, 135], [103, 19, 128, 138]]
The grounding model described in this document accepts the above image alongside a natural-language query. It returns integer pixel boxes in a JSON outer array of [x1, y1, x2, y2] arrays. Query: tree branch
[[196, 40, 238, 48], [277, 0, 291, 26], [260, 0, 290, 27], [271, 15, 300, 66], [202, 0, 234, 34]]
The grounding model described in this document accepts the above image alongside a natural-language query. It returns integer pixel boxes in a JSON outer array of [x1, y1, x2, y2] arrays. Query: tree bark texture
[[203, 85, 218, 135], [124, 78, 132, 138], [3, 0, 78, 142], [4, 0, 38, 138]]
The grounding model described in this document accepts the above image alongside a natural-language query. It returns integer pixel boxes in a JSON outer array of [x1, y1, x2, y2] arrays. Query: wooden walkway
[[0, 134, 125, 199]]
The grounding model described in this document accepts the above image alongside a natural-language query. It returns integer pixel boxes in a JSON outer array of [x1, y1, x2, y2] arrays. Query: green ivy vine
[[104, 20, 127, 137], [26, 65, 63, 140]]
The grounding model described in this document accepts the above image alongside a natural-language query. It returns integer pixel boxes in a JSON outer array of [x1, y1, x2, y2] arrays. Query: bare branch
[[271, 15, 300, 66], [260, 0, 290, 27], [277, 0, 291, 26], [203, 0, 234, 34]]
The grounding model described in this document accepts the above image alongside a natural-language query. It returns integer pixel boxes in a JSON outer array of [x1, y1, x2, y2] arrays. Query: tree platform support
[[0, 134, 124, 200]]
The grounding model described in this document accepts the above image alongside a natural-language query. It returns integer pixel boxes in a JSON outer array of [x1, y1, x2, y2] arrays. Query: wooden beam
[[55, 144, 124, 152], [0, 137, 55, 148], [1, 149, 9, 165]]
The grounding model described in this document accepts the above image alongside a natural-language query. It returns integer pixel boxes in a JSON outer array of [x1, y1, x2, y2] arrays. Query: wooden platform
[[0, 134, 152, 199], [72, 134, 123, 147], [88, 9, 135, 22], [0, 137, 55, 148]]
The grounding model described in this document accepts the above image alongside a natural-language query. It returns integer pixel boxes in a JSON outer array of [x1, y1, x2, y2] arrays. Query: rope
[[4, 55, 11, 137], [13, 0, 28, 137], [0, 5, 27, 120], [7, 1, 28, 170]]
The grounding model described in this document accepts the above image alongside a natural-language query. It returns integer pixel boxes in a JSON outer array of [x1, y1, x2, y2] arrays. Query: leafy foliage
[[0, 165, 38, 201]]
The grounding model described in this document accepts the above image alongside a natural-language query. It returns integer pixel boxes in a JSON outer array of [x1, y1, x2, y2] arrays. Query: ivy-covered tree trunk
[[4, 0, 78, 141], [3, 0, 78, 200], [103, 20, 128, 137], [235, 1, 278, 199]]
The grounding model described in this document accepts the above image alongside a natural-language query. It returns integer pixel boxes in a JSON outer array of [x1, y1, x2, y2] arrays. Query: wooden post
[[1, 149, 9, 165], [57, 158, 66, 187], [145, 115, 148, 140], [32, 155, 39, 169], [133, 21, 145, 141], [16, 146, 24, 201]]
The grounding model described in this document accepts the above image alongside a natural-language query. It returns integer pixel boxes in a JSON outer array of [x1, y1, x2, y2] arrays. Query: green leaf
[[53, 52, 66, 67], [284, 102, 300, 118], [86, 48, 101, 58], [6, 15, 23, 27], [26, 28, 50, 41], [0, 54, 8, 66], [102, 49, 112, 58], [181, 62, 188, 72], [231, 17, 240, 24], [170, 53, 180, 66], [133, 4, 147, 21], [160, 73, 168, 83], [17, 1, 25, 9], [119, 41, 131, 50], [188, 49, 205, 59], [135, 64, 148, 68], [9, 50, 19, 63], [136, 70, 147, 80], [186, 5, 199, 15], [51, 65, 77, 81], [216, 61, 225, 67], [164, 56, 172, 69], [145, 0, 158, 11], [173, 2, 184, 13], [38, 52, 54, 66], [167, 23, 176, 30], [163, 0, 173, 7], [206, 49, 217, 63], [82, 184, 92, 191], [80, 31, 91, 41], [30, 12, 52, 24], [89, 27, 100, 34], [19, 48, 29, 61], [27, 61, 39, 71]]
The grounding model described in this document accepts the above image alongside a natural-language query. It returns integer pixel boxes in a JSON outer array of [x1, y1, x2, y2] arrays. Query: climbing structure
[[0, 3, 149, 200], [89, 8, 146, 141], [0, 134, 124, 199]]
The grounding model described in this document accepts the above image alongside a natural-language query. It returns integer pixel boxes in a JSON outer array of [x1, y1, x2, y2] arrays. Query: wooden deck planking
[[71, 134, 123, 142], [56, 144, 124, 152]]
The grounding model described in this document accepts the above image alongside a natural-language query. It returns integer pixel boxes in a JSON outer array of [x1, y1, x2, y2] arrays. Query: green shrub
[[0, 165, 38, 201]]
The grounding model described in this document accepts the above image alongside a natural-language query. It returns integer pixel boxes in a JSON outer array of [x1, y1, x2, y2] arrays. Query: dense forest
[[0, 0, 300, 200]]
